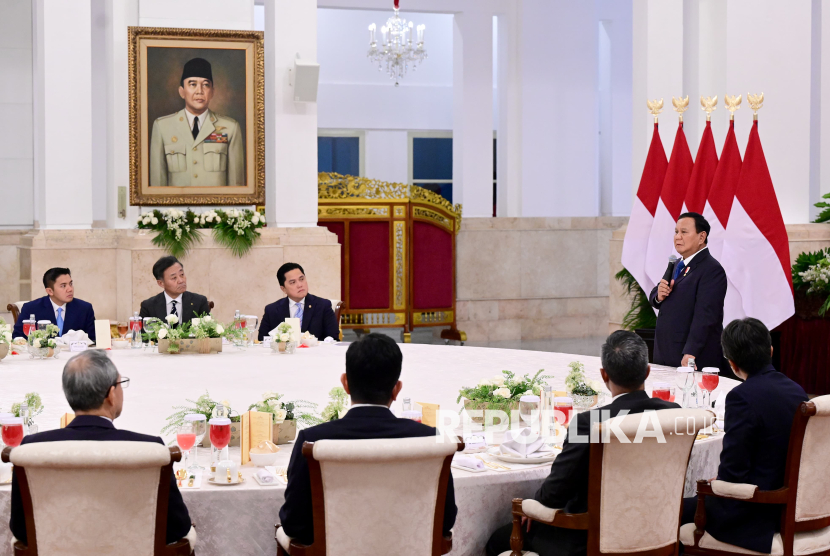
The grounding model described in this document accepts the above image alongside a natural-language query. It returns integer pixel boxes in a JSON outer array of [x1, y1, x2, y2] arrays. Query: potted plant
[[26, 324, 60, 359], [248, 391, 322, 445], [565, 361, 603, 409], [154, 314, 229, 354], [792, 248, 830, 319], [457, 369, 552, 425]]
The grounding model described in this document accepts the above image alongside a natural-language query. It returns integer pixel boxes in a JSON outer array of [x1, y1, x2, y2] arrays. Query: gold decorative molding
[[394, 221, 406, 310], [393, 205, 406, 218], [318, 206, 389, 219], [413, 311, 454, 325], [409, 186, 462, 231], [700, 96, 717, 121], [341, 312, 406, 326], [318, 173, 409, 202], [724, 94, 742, 120], [413, 207, 452, 232], [647, 98, 663, 122]]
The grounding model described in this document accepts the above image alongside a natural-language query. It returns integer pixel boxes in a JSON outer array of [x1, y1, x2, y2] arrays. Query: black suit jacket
[[703, 366, 807, 553], [138, 291, 210, 325], [10, 415, 192, 546], [278, 406, 457, 545], [12, 296, 96, 343], [258, 293, 339, 342], [649, 248, 727, 369]]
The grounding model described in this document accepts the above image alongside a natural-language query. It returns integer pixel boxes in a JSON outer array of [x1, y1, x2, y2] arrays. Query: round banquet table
[[0, 343, 738, 556]]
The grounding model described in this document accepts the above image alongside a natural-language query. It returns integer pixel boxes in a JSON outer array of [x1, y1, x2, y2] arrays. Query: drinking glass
[[553, 397, 574, 446], [651, 381, 671, 401], [1, 418, 24, 448], [176, 423, 196, 471], [246, 315, 259, 346], [22, 320, 34, 338], [699, 367, 720, 408], [117, 322, 128, 339], [519, 395, 540, 426], [675, 368, 696, 408], [209, 417, 232, 469], [185, 414, 207, 471], [0, 413, 14, 448]]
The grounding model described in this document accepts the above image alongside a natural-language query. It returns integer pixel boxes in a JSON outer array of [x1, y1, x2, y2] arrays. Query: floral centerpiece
[[565, 361, 603, 408], [151, 313, 230, 354], [27, 324, 60, 359], [269, 322, 296, 353], [792, 248, 830, 318], [11, 392, 44, 420], [249, 391, 322, 444], [0, 318, 12, 360], [457, 369, 552, 424], [137, 208, 265, 259], [321, 387, 349, 422], [162, 391, 240, 446]]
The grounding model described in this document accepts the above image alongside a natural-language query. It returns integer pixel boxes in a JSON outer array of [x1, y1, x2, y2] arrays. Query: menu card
[[417, 402, 439, 427], [240, 411, 273, 465], [94, 320, 111, 349], [284, 318, 301, 342], [60, 413, 75, 428]]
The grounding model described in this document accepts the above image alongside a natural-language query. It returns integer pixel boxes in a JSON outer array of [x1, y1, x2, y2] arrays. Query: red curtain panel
[[348, 221, 391, 309], [778, 317, 830, 396], [412, 221, 453, 310]]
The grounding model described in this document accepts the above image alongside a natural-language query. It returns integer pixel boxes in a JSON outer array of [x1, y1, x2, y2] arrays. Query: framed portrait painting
[[129, 27, 264, 206]]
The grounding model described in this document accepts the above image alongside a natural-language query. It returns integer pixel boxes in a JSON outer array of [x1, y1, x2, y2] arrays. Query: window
[[408, 132, 453, 203], [317, 130, 365, 176]]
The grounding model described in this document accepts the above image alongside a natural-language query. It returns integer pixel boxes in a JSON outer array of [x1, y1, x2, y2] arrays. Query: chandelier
[[367, 0, 427, 86]]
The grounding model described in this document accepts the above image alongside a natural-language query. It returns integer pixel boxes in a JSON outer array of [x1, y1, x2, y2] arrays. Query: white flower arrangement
[[0, 319, 12, 345], [165, 314, 179, 325], [272, 322, 294, 344], [493, 387, 511, 398]]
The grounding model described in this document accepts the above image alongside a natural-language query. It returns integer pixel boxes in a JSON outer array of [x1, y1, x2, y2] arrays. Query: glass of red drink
[[652, 381, 671, 401], [176, 423, 196, 471], [1, 418, 24, 448], [553, 397, 574, 446], [22, 321, 34, 337], [700, 367, 720, 408], [209, 417, 232, 470]]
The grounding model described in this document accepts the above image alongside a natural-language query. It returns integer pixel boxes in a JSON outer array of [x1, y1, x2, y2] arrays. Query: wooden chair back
[[7, 302, 25, 323]]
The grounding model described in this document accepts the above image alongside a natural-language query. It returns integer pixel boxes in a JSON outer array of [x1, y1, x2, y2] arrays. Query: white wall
[[0, 0, 33, 228], [364, 130, 408, 183]]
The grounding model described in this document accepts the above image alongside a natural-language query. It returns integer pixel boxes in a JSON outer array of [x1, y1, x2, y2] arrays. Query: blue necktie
[[295, 302, 304, 323], [672, 260, 686, 281], [56, 307, 64, 335]]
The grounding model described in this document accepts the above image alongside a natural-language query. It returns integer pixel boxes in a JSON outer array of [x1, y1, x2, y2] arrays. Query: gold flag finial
[[724, 95, 742, 120], [672, 95, 690, 122], [748, 92, 764, 120], [647, 98, 664, 122], [700, 96, 718, 121]]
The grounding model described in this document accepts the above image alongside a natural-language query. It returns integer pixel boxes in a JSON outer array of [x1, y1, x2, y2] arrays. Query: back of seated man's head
[[62, 350, 122, 418], [345, 333, 403, 405], [600, 330, 649, 389], [721, 317, 772, 376]]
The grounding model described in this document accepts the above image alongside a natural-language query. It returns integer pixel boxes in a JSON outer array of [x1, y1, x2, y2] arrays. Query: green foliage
[[792, 248, 830, 316], [137, 209, 203, 259], [814, 192, 830, 223], [161, 391, 238, 435], [615, 268, 657, 330], [27, 324, 59, 348], [456, 369, 552, 414], [321, 387, 348, 422], [565, 361, 600, 396], [247, 391, 323, 428], [211, 209, 265, 258], [11, 393, 44, 419]]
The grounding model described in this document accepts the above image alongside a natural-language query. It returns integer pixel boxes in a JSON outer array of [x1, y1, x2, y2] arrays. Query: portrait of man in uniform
[[150, 58, 245, 187], [129, 27, 264, 206]]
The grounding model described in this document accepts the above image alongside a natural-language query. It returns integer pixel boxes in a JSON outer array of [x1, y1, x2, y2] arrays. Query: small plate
[[253, 472, 284, 486], [492, 452, 557, 464], [208, 476, 246, 486], [451, 463, 487, 473]]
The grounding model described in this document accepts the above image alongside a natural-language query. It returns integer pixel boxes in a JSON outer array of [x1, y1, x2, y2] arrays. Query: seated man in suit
[[680, 318, 808, 553], [9, 350, 193, 547], [258, 262, 339, 341], [278, 333, 456, 545], [12, 267, 96, 342], [486, 331, 679, 556], [139, 256, 210, 325]]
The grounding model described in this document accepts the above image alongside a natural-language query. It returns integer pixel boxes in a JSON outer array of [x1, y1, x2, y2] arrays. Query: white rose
[[151, 217, 158, 225], [493, 387, 511, 398], [491, 375, 506, 386], [262, 391, 278, 401], [4, 332, 12, 342], [203, 316, 212, 322], [157, 328, 168, 339], [478, 378, 492, 387], [191, 318, 201, 327], [165, 314, 178, 324], [216, 325, 224, 334], [33, 339, 41, 348], [273, 409, 287, 423]]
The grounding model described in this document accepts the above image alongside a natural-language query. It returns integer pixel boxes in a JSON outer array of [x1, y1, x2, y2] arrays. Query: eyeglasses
[[113, 376, 130, 389]]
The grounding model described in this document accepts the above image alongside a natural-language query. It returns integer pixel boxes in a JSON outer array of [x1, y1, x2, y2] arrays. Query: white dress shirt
[[611, 392, 631, 403], [184, 108, 209, 135], [164, 292, 183, 319], [289, 297, 306, 319], [49, 298, 66, 321], [680, 245, 708, 267]]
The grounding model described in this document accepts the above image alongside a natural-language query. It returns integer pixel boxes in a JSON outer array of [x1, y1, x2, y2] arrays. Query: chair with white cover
[[1, 441, 196, 556], [275, 436, 463, 556], [6, 301, 26, 324], [502, 408, 714, 556], [680, 396, 830, 556]]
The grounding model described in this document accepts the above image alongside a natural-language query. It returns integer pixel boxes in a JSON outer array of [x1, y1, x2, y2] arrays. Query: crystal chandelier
[[367, 0, 427, 86]]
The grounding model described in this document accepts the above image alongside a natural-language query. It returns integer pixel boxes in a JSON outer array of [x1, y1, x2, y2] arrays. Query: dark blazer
[[649, 248, 727, 369], [702, 366, 807, 553], [279, 406, 457, 546], [258, 293, 339, 341], [12, 296, 96, 343], [527, 391, 679, 556], [138, 291, 210, 325], [10, 415, 192, 546]]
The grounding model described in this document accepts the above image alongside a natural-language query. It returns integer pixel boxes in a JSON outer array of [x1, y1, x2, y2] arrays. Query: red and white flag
[[645, 122, 694, 287], [683, 120, 717, 214], [703, 119, 745, 324], [720, 121, 793, 329], [622, 123, 669, 294]]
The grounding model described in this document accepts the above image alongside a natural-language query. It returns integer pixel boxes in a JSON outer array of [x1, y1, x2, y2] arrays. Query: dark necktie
[[171, 300, 178, 320], [192, 116, 199, 140], [672, 260, 686, 281]]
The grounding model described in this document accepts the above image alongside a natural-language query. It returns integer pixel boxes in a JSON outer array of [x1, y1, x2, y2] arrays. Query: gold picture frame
[[128, 26, 265, 206]]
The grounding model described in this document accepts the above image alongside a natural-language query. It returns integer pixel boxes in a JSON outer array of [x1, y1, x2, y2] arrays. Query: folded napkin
[[265, 466, 288, 484], [323, 337, 337, 344], [257, 468, 276, 484], [453, 456, 485, 471], [500, 428, 555, 459], [56, 330, 92, 346]]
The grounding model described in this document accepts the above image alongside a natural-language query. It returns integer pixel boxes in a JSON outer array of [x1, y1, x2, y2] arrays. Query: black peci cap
[[180, 58, 213, 85]]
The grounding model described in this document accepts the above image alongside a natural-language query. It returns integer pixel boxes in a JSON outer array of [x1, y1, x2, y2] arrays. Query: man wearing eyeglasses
[[8, 351, 196, 552]]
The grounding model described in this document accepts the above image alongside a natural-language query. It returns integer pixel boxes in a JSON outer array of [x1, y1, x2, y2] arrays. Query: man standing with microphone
[[649, 212, 728, 373]]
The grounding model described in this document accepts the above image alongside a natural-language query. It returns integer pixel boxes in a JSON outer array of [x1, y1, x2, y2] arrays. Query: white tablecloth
[[0, 344, 737, 555]]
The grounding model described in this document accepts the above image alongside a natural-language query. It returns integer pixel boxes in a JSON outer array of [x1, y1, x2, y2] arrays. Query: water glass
[[519, 395, 540, 426], [675, 368, 696, 408], [176, 423, 196, 471], [246, 315, 259, 346], [185, 414, 207, 471]]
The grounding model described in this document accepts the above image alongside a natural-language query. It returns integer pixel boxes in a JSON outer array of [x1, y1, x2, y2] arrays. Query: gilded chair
[[502, 408, 714, 556], [2, 441, 196, 556], [275, 436, 463, 556], [680, 396, 830, 556]]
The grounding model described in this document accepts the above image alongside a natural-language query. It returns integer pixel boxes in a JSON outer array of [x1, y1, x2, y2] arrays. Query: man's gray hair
[[62, 350, 119, 411], [600, 330, 649, 388]]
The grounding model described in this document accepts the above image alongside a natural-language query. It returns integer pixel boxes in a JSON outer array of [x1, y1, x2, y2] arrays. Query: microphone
[[662, 255, 678, 283]]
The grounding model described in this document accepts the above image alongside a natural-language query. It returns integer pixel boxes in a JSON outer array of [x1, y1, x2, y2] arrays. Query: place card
[[60, 413, 75, 428], [69, 342, 88, 352], [417, 402, 440, 427], [240, 410, 273, 465], [284, 318, 301, 341], [94, 320, 111, 349]]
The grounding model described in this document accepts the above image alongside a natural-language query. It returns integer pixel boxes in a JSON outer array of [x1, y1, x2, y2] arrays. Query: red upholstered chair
[[680, 396, 830, 555]]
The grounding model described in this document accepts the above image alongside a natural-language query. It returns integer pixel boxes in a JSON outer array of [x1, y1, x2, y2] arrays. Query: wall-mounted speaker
[[289, 55, 320, 103]]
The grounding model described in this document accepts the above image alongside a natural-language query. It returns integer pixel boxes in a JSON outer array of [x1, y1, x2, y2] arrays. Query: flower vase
[[274, 341, 297, 354], [0, 344, 8, 361], [197, 338, 211, 354], [272, 420, 297, 445], [463, 400, 519, 425], [571, 393, 598, 410]]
